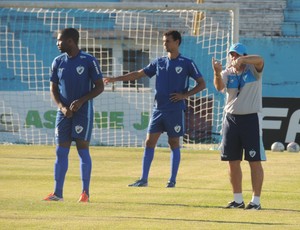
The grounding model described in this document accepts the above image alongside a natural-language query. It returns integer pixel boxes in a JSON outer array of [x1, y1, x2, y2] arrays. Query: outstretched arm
[[103, 69, 145, 84]]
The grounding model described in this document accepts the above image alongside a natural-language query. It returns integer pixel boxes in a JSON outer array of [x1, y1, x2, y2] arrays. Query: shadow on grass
[[100, 201, 300, 213], [110, 215, 291, 226]]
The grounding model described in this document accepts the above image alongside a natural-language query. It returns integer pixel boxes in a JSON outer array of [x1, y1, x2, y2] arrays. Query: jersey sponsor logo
[[174, 124, 181, 133], [249, 149, 256, 158], [75, 125, 84, 134], [76, 66, 85, 75], [175, 66, 183, 74]]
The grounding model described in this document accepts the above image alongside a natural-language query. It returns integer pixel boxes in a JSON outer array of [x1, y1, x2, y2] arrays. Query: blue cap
[[228, 43, 247, 56]]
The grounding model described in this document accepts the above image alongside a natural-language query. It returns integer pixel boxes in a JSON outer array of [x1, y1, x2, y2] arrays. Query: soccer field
[[0, 145, 299, 229]]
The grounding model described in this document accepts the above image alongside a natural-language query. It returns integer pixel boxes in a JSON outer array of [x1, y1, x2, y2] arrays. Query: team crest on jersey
[[75, 125, 84, 134], [249, 149, 256, 158], [76, 66, 85, 75], [175, 66, 183, 74], [174, 125, 181, 133]]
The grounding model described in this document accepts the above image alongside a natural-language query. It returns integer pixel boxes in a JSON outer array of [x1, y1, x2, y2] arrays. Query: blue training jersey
[[143, 54, 203, 111], [50, 50, 103, 107]]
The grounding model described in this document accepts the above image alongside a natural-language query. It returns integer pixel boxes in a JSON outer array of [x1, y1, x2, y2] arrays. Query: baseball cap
[[228, 43, 247, 56]]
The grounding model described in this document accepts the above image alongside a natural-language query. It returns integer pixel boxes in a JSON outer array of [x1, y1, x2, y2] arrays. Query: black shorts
[[221, 113, 266, 161]]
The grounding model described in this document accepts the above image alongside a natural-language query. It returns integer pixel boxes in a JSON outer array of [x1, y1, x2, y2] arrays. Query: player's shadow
[[110, 215, 291, 227], [100, 200, 300, 213]]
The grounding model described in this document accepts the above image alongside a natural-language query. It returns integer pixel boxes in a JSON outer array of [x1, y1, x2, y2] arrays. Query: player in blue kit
[[43, 28, 104, 202], [104, 30, 206, 188]]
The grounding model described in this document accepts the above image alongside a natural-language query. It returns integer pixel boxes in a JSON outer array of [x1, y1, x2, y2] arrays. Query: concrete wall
[[241, 37, 300, 98]]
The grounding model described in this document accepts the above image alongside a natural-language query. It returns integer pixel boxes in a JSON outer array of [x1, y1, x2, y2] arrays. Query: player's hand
[[212, 57, 222, 73], [230, 57, 243, 70], [61, 107, 73, 118], [70, 100, 83, 112], [170, 93, 185, 102], [103, 77, 115, 84]]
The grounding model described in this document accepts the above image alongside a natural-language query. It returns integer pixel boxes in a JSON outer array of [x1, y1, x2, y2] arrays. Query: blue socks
[[141, 147, 154, 181], [78, 149, 92, 196], [140, 147, 181, 184], [54, 147, 92, 198], [169, 147, 181, 183], [54, 146, 70, 198]]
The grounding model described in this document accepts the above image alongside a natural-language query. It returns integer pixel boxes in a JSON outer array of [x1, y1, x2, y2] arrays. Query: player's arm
[[233, 55, 264, 73], [70, 79, 104, 112], [212, 57, 225, 92], [170, 77, 206, 102], [184, 77, 206, 98], [50, 81, 73, 118], [103, 69, 145, 84]]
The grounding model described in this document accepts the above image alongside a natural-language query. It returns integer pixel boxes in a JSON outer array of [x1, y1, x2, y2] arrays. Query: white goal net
[[0, 2, 238, 149]]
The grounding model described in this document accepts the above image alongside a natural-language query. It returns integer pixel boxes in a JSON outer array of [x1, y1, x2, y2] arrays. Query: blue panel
[[241, 37, 300, 98]]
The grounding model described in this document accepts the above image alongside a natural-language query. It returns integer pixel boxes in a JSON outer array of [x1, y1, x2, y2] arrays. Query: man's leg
[[76, 140, 92, 198], [128, 132, 160, 187], [227, 160, 244, 207], [168, 137, 181, 185], [54, 142, 71, 198], [249, 161, 264, 204], [141, 133, 160, 181]]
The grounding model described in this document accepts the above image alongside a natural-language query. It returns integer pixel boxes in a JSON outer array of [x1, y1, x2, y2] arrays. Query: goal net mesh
[[0, 3, 235, 149]]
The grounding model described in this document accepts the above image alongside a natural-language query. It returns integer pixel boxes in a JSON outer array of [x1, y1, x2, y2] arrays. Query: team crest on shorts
[[76, 66, 85, 75], [249, 149, 257, 158], [174, 125, 181, 133], [75, 125, 84, 134]]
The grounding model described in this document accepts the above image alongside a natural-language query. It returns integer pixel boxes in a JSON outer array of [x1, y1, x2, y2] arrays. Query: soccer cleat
[[225, 201, 245, 209], [166, 181, 176, 188], [78, 191, 89, 203], [245, 202, 261, 210], [128, 179, 148, 187], [43, 193, 63, 201]]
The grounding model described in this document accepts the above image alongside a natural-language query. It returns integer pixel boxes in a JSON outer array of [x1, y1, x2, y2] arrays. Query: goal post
[[0, 1, 239, 149]]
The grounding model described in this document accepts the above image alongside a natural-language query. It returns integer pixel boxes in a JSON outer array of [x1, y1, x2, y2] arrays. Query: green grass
[[0, 145, 300, 229]]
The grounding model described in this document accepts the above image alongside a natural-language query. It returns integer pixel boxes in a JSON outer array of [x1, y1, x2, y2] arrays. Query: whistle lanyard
[[236, 69, 245, 97]]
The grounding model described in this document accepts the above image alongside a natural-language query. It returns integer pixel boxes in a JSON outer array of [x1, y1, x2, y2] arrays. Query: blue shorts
[[147, 109, 185, 137], [55, 107, 93, 144], [221, 113, 266, 161]]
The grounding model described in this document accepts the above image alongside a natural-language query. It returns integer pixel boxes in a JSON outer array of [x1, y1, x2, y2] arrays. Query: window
[[123, 49, 149, 88]]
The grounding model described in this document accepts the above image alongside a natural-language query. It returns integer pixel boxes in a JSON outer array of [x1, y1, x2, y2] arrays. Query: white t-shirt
[[221, 64, 263, 115]]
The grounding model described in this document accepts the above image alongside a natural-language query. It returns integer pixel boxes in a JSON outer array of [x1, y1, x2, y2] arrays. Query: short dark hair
[[60, 28, 79, 45], [164, 30, 181, 45]]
